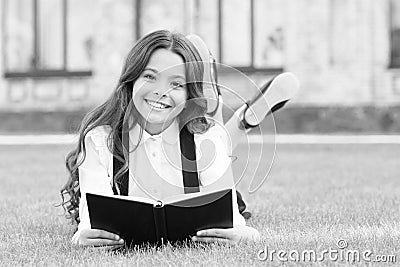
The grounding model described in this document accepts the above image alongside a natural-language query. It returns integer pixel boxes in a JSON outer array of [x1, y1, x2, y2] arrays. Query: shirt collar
[[129, 120, 180, 146]]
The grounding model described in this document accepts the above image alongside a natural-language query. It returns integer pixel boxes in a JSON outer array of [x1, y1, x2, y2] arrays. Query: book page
[[164, 188, 232, 207], [102, 194, 158, 205]]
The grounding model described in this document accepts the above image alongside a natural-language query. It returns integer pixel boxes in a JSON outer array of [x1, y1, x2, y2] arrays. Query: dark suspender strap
[[179, 126, 200, 193], [112, 123, 129, 196]]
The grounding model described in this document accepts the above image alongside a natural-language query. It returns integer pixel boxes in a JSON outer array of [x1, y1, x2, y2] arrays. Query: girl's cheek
[[134, 82, 151, 95], [170, 89, 187, 100]]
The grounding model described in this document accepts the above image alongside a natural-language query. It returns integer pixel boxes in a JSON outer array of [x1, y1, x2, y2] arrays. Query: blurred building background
[[1, 0, 400, 133]]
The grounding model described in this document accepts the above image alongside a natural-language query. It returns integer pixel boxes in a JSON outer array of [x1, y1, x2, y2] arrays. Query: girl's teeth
[[147, 100, 168, 109]]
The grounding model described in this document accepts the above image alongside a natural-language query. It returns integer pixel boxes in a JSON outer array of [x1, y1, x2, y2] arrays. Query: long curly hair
[[60, 30, 211, 223]]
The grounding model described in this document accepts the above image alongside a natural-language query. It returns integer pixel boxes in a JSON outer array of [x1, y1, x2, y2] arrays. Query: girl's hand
[[76, 229, 125, 248], [192, 225, 260, 244]]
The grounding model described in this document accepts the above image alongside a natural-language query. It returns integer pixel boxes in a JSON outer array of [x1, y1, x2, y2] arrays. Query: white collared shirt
[[72, 120, 245, 243]]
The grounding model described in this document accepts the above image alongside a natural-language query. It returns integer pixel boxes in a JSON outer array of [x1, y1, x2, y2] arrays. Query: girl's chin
[[145, 108, 183, 119], [143, 114, 175, 125], [143, 119, 176, 133], [135, 105, 184, 126]]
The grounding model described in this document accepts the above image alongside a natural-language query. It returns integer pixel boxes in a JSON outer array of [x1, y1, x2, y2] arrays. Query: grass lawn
[[0, 143, 399, 266]]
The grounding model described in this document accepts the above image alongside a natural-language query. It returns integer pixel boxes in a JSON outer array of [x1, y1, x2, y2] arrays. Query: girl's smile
[[145, 99, 172, 110], [132, 49, 188, 134]]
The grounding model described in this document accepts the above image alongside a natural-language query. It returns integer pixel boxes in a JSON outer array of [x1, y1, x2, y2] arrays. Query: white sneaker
[[241, 72, 300, 129]]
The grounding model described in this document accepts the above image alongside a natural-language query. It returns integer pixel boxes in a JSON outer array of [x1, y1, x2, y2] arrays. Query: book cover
[[86, 189, 233, 246]]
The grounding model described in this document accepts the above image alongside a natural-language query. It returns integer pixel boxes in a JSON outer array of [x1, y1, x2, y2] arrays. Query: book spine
[[153, 201, 168, 245]]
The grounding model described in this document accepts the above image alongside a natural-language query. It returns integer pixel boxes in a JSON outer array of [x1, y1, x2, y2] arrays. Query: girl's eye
[[171, 81, 184, 89], [143, 73, 155, 80]]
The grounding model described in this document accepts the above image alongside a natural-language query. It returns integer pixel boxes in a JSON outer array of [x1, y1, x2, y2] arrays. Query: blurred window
[[192, 0, 219, 61], [221, 0, 252, 67], [67, 0, 95, 70], [253, 0, 285, 69], [3, 0, 34, 73], [220, 0, 284, 71], [391, 0, 400, 68], [37, 0, 64, 69], [140, 0, 186, 35], [3, 0, 92, 77]]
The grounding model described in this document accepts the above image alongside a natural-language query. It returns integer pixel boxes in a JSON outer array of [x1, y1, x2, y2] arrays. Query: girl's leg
[[187, 34, 299, 218], [223, 74, 299, 215]]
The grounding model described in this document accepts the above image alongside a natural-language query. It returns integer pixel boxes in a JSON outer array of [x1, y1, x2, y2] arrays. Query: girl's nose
[[154, 90, 167, 97], [153, 84, 169, 97]]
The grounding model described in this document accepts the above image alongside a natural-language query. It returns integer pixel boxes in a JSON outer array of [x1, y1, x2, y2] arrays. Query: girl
[[61, 30, 260, 248]]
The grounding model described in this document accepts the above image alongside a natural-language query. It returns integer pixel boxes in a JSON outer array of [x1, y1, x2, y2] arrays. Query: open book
[[86, 189, 233, 246]]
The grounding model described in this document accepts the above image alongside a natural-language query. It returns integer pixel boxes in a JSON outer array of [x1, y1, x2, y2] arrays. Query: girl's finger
[[91, 243, 125, 251], [83, 229, 121, 240], [191, 236, 233, 244], [81, 238, 125, 247], [196, 229, 232, 238]]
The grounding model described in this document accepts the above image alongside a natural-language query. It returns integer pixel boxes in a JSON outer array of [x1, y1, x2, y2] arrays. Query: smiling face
[[132, 49, 188, 134]]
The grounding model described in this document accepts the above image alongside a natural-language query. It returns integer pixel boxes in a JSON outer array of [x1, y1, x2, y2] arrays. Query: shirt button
[[152, 152, 156, 157]]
